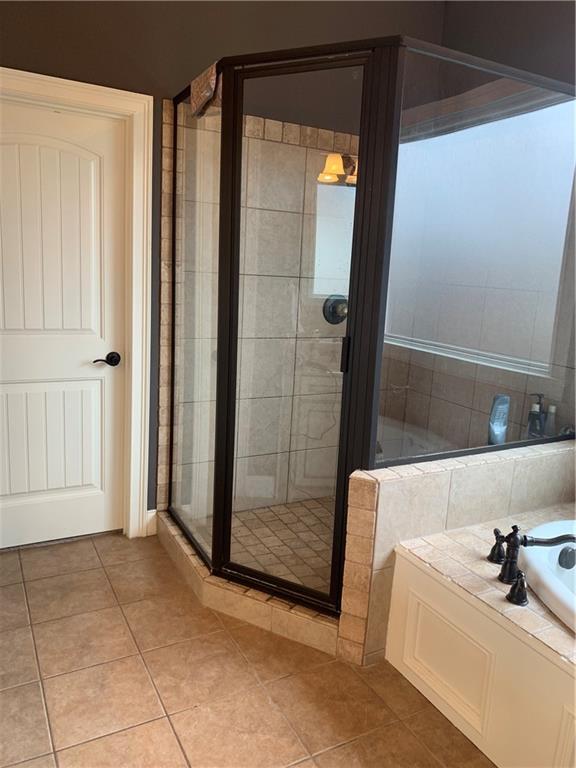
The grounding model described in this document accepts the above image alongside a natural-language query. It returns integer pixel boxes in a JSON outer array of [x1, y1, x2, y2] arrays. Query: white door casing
[[0, 68, 152, 546]]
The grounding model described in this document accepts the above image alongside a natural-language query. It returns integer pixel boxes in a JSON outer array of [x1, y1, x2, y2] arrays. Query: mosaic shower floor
[[188, 497, 335, 592], [231, 497, 335, 591]]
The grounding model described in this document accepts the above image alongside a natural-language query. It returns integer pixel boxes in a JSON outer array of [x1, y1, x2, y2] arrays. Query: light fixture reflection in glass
[[346, 159, 357, 185], [317, 152, 345, 183]]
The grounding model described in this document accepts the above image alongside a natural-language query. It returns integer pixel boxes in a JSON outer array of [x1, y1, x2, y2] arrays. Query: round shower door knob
[[92, 351, 122, 366], [323, 295, 348, 325]]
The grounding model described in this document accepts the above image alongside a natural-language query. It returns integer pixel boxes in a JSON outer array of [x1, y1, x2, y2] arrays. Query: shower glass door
[[228, 65, 364, 596]]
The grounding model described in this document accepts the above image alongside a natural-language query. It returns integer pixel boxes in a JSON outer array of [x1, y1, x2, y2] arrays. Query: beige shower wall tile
[[428, 397, 471, 449], [287, 446, 337, 502], [364, 567, 394, 655], [264, 119, 283, 142], [243, 208, 302, 277], [294, 338, 343, 395], [233, 453, 289, 511], [183, 271, 218, 339], [345, 534, 374, 567], [236, 396, 292, 457], [283, 122, 301, 145], [341, 586, 370, 619], [338, 613, 367, 645], [182, 128, 220, 204], [510, 450, 574, 514], [241, 275, 299, 338], [337, 638, 364, 665], [347, 506, 376, 539], [239, 338, 295, 399], [181, 401, 216, 463], [373, 472, 451, 569], [246, 138, 306, 212], [183, 201, 219, 273], [447, 461, 515, 529], [244, 115, 264, 138], [290, 393, 341, 451], [348, 473, 378, 510], [343, 561, 372, 593]]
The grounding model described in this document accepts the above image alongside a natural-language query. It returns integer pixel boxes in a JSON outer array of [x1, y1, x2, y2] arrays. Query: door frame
[[206, 46, 403, 614], [0, 67, 153, 538]]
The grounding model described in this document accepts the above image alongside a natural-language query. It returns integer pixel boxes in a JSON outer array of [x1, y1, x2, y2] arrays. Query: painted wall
[[0, 1, 573, 509]]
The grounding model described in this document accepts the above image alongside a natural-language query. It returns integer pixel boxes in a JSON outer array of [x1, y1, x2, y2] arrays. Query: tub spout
[[523, 534, 576, 547], [493, 526, 576, 589]]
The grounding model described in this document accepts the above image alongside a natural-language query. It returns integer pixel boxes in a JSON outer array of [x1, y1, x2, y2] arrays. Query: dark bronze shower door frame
[[206, 39, 404, 616], [170, 36, 575, 616]]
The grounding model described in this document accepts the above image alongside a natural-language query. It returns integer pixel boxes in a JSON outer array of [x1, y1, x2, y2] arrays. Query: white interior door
[[0, 93, 127, 546]]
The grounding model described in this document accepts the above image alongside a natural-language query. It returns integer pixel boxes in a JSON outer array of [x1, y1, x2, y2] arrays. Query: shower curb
[[157, 511, 358, 659]]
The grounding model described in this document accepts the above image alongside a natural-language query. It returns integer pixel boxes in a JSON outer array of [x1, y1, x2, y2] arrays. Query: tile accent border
[[341, 441, 575, 665], [156, 99, 175, 512]]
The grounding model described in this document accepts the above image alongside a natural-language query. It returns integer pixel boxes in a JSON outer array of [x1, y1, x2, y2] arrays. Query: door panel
[[0, 98, 125, 546]]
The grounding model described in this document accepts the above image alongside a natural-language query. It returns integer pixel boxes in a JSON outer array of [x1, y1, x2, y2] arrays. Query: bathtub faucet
[[488, 525, 576, 585]]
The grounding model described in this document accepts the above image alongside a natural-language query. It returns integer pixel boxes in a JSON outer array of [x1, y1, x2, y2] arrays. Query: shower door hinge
[[340, 336, 351, 373]]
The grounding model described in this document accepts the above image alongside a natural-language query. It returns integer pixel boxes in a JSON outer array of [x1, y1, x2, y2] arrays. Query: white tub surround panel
[[386, 504, 575, 768], [341, 441, 574, 665]]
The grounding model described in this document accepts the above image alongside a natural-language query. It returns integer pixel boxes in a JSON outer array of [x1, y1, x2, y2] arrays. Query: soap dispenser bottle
[[544, 404, 557, 437], [526, 393, 544, 439]]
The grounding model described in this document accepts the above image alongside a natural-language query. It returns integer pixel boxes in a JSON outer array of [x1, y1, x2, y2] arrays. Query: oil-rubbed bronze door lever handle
[[92, 352, 121, 366]]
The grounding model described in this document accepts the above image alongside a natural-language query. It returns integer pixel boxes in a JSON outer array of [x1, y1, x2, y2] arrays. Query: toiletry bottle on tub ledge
[[526, 393, 545, 439], [489, 394, 510, 445]]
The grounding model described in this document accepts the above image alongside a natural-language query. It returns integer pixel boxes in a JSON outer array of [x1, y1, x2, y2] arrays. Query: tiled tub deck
[[398, 502, 575, 664]]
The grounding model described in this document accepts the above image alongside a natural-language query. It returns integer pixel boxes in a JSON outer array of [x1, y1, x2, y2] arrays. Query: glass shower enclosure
[[169, 36, 575, 614]]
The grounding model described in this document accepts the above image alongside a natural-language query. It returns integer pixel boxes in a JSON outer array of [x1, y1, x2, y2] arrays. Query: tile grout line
[[222, 624, 314, 763], [18, 547, 58, 765], [92, 544, 194, 768]]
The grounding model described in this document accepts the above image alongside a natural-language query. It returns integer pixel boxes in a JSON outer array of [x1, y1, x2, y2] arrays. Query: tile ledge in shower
[[156, 512, 342, 657]]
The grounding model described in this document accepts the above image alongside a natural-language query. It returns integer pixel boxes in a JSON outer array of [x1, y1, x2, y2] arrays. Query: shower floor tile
[[231, 497, 335, 592], [181, 497, 336, 592]]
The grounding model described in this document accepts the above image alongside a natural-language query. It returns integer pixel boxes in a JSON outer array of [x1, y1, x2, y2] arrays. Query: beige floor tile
[[93, 533, 166, 566], [43, 655, 163, 750], [26, 569, 116, 624], [356, 660, 429, 720], [0, 682, 52, 767], [0, 582, 29, 631], [20, 540, 100, 581], [171, 685, 308, 768], [33, 606, 137, 677], [229, 623, 332, 682], [267, 661, 397, 754], [15, 756, 56, 768], [122, 592, 219, 650], [144, 632, 258, 714], [0, 550, 22, 586], [314, 721, 440, 767], [0, 626, 38, 690], [105, 556, 187, 603], [405, 704, 495, 767], [214, 610, 247, 629], [56, 718, 187, 768]]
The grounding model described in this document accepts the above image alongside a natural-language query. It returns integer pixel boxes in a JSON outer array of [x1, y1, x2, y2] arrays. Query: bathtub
[[519, 519, 576, 632]]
